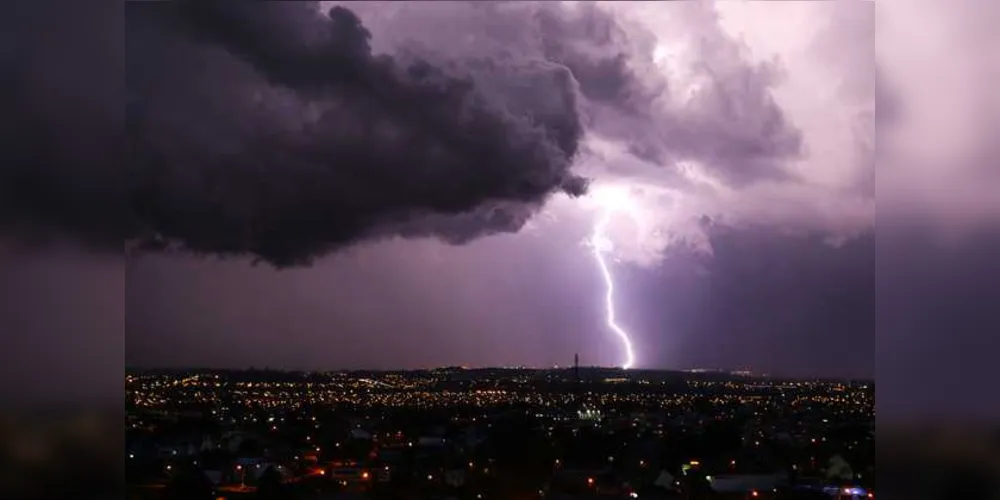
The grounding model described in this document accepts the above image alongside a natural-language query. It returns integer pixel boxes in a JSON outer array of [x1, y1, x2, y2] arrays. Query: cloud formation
[[125, 1, 593, 266], [320, 1, 813, 266], [561, 1, 879, 264], [339, 1, 804, 187], [4, 1, 813, 267]]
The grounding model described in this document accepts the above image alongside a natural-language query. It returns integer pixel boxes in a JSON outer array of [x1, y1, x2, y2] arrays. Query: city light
[[126, 370, 873, 498]]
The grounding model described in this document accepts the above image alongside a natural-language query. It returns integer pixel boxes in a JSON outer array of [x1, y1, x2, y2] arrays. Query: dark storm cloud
[[336, 1, 803, 185], [534, 4, 656, 109], [337, 1, 651, 106], [3, 2, 588, 266], [3, 1, 804, 265], [125, 1, 591, 266]]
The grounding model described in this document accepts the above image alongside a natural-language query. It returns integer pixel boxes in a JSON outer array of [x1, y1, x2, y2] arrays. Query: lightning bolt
[[591, 208, 636, 370]]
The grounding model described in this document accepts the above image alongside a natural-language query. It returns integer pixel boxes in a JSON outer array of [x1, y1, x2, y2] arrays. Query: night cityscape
[[126, 366, 873, 499], [115, 2, 884, 499]]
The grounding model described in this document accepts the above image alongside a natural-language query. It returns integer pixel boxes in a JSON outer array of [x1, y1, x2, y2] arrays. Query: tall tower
[[574, 353, 580, 384]]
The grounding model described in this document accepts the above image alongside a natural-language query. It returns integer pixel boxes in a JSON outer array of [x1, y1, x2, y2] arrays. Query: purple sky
[[120, 1, 878, 377], [4, 2, 1000, 403]]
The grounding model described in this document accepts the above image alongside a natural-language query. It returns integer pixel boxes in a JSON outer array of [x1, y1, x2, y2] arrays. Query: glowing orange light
[[751, 490, 759, 497], [587, 477, 595, 486]]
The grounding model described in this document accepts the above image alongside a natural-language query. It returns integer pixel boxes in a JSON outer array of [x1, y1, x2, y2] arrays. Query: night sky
[[3, 1, 1000, 402]]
